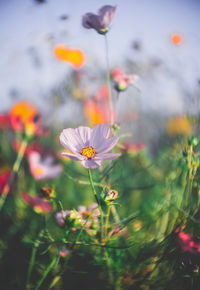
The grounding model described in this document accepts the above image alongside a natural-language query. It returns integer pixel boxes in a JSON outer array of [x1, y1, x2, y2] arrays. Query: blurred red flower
[[21, 192, 54, 213], [0, 169, 11, 195], [0, 115, 10, 129]]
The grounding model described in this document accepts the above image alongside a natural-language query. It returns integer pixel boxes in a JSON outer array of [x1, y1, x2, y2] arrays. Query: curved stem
[[104, 34, 114, 126]]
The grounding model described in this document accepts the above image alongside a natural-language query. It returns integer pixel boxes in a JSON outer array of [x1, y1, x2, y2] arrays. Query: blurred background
[[1, 0, 200, 149]]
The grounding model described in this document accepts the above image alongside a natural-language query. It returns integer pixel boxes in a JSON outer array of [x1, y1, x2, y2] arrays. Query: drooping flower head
[[82, 5, 117, 35], [9, 101, 42, 136], [60, 124, 120, 169], [111, 69, 140, 92], [54, 45, 85, 69], [27, 148, 63, 180], [21, 193, 54, 213]]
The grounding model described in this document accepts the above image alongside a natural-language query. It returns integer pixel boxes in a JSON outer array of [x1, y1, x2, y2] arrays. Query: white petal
[[96, 136, 119, 154], [81, 159, 102, 169], [95, 153, 120, 161], [62, 152, 83, 161], [90, 124, 111, 148], [75, 126, 91, 146], [60, 128, 84, 153]]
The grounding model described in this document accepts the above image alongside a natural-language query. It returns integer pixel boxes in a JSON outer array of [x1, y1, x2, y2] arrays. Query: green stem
[[88, 169, 104, 241], [88, 169, 100, 205], [0, 138, 28, 210], [34, 254, 59, 290], [104, 34, 114, 126], [105, 205, 111, 236], [26, 229, 45, 289]]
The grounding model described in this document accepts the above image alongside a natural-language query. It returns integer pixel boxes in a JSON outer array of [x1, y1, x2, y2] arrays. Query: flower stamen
[[80, 146, 96, 159]]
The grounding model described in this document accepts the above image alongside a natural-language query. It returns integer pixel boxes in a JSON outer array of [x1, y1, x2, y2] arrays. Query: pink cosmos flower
[[60, 124, 120, 169], [82, 5, 117, 35], [111, 69, 140, 92], [21, 193, 54, 213], [28, 150, 63, 180]]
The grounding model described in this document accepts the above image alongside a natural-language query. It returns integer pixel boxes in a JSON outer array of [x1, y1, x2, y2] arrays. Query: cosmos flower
[[9, 101, 41, 136], [82, 5, 117, 35], [54, 45, 85, 69], [111, 69, 140, 92], [21, 193, 54, 213], [60, 124, 120, 169], [27, 149, 63, 180]]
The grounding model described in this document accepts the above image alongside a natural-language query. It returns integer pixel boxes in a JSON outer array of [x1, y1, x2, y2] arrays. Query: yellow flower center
[[34, 166, 44, 177], [80, 146, 96, 159]]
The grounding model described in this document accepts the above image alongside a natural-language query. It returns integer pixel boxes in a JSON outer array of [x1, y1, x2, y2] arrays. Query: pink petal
[[90, 124, 111, 148], [60, 128, 84, 153], [81, 159, 102, 169], [62, 152, 83, 161], [75, 126, 91, 146], [95, 153, 120, 161], [98, 5, 117, 26], [96, 136, 119, 154]]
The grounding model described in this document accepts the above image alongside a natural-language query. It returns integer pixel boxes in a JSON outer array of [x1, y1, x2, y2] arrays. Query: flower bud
[[104, 189, 118, 204], [41, 187, 55, 199]]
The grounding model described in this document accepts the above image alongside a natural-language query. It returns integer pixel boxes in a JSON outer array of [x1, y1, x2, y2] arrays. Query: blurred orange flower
[[9, 101, 41, 135], [83, 85, 116, 125], [171, 34, 183, 45], [166, 116, 193, 136], [54, 45, 85, 69]]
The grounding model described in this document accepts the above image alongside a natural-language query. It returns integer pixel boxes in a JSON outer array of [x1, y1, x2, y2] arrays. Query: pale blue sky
[[0, 0, 200, 116]]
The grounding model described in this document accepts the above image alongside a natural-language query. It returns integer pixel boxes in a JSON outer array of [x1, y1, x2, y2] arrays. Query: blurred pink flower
[[60, 124, 120, 169], [111, 69, 140, 92], [21, 193, 54, 213], [60, 247, 70, 258], [28, 150, 63, 180], [82, 5, 117, 35], [55, 210, 69, 227]]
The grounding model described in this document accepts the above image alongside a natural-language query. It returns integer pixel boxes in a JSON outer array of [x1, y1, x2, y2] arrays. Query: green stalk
[[26, 229, 45, 289], [34, 254, 59, 290], [104, 34, 114, 126], [88, 169, 100, 205], [88, 169, 104, 241]]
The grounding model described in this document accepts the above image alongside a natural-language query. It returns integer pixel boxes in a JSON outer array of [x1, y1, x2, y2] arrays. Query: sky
[[0, 0, 200, 117]]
